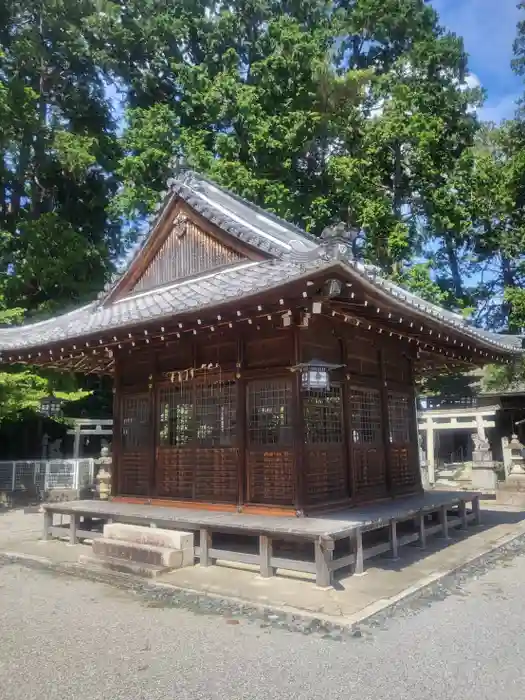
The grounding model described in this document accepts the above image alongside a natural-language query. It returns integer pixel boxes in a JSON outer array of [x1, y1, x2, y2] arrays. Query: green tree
[[103, 0, 479, 276], [0, 0, 121, 420]]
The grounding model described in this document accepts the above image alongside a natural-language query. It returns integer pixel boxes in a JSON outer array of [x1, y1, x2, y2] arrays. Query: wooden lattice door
[[155, 379, 238, 503], [388, 391, 419, 492], [246, 378, 295, 506], [349, 386, 388, 501], [119, 393, 152, 496], [303, 385, 347, 506]]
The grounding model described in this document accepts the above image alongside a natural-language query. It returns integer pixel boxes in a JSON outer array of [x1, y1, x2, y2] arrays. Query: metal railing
[[0, 458, 95, 496]]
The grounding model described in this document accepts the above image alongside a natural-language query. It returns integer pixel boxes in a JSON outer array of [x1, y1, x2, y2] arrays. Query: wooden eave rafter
[[3, 268, 513, 376], [327, 280, 513, 366]]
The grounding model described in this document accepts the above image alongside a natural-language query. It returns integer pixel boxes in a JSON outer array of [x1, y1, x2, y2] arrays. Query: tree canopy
[[0, 0, 524, 414]]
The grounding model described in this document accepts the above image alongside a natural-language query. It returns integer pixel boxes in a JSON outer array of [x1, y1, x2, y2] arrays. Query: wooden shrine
[[0, 171, 521, 516]]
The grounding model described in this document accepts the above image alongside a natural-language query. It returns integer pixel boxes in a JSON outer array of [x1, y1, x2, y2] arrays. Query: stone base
[[471, 464, 498, 491], [503, 473, 525, 491], [85, 523, 196, 577], [92, 538, 184, 568], [103, 523, 194, 567], [496, 478, 525, 506], [78, 554, 168, 579]]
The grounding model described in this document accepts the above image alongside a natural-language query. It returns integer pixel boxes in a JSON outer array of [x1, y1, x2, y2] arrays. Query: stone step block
[[79, 554, 167, 579], [92, 537, 183, 568], [103, 523, 193, 551]]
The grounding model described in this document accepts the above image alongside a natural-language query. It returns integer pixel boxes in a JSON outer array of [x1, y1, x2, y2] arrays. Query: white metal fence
[[0, 458, 95, 495]]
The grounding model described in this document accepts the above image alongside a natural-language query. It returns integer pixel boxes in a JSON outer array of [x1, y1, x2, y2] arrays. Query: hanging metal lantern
[[39, 394, 63, 418], [290, 359, 344, 392]]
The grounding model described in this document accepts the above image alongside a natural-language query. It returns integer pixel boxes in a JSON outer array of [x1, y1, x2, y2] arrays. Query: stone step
[[79, 553, 167, 579], [92, 537, 183, 568], [103, 523, 193, 552]]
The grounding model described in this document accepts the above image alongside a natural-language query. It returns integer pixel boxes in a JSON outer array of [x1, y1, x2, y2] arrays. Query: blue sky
[[430, 0, 522, 122]]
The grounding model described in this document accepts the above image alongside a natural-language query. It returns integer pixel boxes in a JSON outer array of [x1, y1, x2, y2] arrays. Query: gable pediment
[[133, 211, 246, 294], [108, 200, 266, 303]]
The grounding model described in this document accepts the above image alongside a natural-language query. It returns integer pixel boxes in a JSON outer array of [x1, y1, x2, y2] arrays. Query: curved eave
[[0, 258, 521, 361]]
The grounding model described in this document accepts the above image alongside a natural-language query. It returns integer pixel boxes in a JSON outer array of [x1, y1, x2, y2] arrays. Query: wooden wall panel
[[120, 452, 150, 496], [195, 340, 237, 368], [245, 334, 292, 369], [246, 450, 295, 505], [304, 447, 346, 505], [155, 447, 238, 503], [300, 317, 342, 364]]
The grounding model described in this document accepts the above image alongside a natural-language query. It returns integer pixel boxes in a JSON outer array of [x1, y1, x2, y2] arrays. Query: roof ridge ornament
[[283, 222, 359, 264]]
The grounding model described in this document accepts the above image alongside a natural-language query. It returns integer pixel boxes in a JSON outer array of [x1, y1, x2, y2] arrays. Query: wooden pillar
[[354, 528, 364, 575], [112, 357, 122, 498], [148, 355, 158, 499], [427, 421, 436, 485], [259, 535, 274, 578], [340, 338, 354, 500], [459, 500, 468, 530], [378, 349, 393, 493], [42, 509, 52, 541], [440, 504, 450, 540], [389, 519, 399, 559], [315, 536, 334, 588], [69, 513, 79, 545], [418, 512, 426, 548], [292, 323, 306, 515], [236, 338, 247, 510], [200, 528, 212, 566]]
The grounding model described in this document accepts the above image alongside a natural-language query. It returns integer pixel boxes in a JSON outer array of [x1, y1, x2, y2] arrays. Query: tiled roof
[[340, 258, 523, 353], [0, 170, 522, 357], [0, 258, 325, 352]]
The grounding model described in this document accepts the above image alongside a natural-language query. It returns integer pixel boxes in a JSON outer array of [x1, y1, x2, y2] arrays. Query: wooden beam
[[111, 357, 121, 499]]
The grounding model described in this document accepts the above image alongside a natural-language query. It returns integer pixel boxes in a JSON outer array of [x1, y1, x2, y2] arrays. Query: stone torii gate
[[418, 405, 497, 484]]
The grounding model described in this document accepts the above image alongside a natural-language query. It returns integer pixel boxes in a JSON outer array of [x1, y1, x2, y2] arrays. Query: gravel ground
[[1, 540, 525, 700]]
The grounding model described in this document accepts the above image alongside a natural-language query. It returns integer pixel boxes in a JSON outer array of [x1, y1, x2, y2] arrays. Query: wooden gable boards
[[109, 200, 265, 302], [133, 212, 246, 294]]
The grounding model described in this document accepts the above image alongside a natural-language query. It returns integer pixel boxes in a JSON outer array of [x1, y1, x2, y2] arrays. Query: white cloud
[[478, 94, 519, 123], [464, 73, 481, 90]]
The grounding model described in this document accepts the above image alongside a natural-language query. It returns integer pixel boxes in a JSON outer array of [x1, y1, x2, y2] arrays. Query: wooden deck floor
[[43, 490, 478, 540], [43, 491, 481, 587]]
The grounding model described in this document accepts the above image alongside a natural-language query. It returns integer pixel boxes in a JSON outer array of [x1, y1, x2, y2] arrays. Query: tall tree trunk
[[393, 141, 402, 218], [11, 135, 31, 231], [445, 237, 463, 300], [501, 254, 516, 331], [31, 9, 47, 219]]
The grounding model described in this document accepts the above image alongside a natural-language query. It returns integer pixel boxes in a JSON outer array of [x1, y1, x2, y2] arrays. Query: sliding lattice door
[[388, 391, 419, 492]]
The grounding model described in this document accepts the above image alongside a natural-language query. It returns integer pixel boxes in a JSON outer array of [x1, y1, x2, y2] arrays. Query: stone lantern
[[509, 434, 525, 477], [95, 446, 112, 500]]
